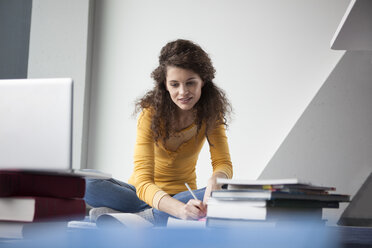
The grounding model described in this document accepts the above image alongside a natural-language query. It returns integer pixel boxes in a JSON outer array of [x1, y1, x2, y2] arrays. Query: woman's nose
[[179, 85, 188, 95]]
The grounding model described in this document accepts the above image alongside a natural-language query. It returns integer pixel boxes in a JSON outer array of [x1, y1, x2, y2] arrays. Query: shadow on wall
[[259, 50, 372, 223]]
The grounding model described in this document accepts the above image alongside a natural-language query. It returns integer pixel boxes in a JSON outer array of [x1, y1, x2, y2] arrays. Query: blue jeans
[[84, 178, 206, 226]]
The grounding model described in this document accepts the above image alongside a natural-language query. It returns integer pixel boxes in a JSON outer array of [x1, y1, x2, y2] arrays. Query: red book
[[0, 171, 85, 198], [0, 196, 85, 222]]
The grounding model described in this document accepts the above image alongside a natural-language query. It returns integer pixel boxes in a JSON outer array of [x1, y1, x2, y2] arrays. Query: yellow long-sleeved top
[[128, 108, 233, 209]]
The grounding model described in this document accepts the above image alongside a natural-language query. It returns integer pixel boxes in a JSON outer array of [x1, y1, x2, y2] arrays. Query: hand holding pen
[[183, 183, 207, 220]]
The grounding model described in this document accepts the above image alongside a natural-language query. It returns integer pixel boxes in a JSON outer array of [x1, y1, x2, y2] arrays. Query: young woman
[[85, 39, 233, 226]]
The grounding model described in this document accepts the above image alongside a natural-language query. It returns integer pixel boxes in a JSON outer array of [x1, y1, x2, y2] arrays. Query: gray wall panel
[[0, 0, 32, 79], [260, 51, 372, 223]]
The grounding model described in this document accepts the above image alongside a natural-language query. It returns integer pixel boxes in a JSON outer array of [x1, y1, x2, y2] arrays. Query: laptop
[[0, 78, 110, 179]]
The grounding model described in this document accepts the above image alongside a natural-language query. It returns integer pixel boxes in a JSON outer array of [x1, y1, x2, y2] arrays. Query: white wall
[[88, 0, 350, 186], [28, 0, 94, 169], [261, 0, 372, 224]]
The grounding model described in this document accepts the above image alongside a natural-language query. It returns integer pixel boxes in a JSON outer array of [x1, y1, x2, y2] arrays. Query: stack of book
[[0, 170, 86, 239], [206, 178, 350, 228]]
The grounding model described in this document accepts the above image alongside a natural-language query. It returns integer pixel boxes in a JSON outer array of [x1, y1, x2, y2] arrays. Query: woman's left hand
[[203, 172, 227, 204]]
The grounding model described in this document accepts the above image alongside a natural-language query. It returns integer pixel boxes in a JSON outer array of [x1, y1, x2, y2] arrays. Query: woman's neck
[[175, 109, 195, 131]]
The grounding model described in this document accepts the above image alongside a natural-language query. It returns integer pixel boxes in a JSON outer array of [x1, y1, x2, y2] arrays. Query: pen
[[184, 182, 197, 200]]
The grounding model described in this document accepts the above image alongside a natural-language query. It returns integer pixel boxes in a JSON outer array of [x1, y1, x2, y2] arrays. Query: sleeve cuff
[[152, 190, 169, 209], [213, 170, 229, 178], [213, 167, 233, 179]]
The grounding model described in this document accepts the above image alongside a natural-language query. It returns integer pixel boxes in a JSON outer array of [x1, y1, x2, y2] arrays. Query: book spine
[[0, 173, 85, 198], [33, 197, 85, 221]]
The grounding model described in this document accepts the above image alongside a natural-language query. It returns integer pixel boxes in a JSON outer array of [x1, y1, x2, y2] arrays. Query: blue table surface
[[1, 221, 371, 248]]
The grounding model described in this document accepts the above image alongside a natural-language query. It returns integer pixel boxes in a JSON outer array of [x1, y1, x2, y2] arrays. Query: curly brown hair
[[135, 39, 232, 144]]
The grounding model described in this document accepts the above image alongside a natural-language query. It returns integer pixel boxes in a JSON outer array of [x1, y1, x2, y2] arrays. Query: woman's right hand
[[178, 199, 207, 220]]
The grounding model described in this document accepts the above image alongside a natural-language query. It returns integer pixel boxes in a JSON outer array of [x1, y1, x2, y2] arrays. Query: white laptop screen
[[0, 78, 73, 170]]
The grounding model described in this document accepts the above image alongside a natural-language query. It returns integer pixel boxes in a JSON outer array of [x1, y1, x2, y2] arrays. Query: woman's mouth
[[179, 97, 192, 104]]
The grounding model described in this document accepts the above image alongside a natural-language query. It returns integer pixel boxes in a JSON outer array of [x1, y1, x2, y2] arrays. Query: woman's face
[[165, 66, 203, 113]]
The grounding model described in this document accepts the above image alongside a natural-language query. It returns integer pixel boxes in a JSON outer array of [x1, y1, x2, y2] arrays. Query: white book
[[206, 217, 277, 228], [0, 197, 36, 222], [0, 222, 24, 239], [211, 190, 349, 202], [217, 178, 339, 193], [167, 217, 206, 228], [207, 199, 267, 220], [207, 198, 322, 220], [0, 221, 67, 239], [208, 197, 267, 207], [0, 196, 85, 222], [217, 178, 308, 186]]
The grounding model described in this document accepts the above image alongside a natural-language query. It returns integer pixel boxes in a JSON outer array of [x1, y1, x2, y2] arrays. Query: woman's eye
[[187, 81, 195, 86], [170, 83, 178, 87]]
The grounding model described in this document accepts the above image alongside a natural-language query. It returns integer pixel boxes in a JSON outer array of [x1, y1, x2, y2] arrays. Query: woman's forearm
[[157, 194, 185, 218]]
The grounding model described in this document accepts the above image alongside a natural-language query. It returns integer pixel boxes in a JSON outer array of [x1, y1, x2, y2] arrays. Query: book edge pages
[[0, 197, 34, 222], [167, 217, 206, 228]]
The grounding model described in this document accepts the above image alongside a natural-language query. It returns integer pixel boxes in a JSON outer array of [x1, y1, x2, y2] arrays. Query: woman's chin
[[177, 105, 194, 112]]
